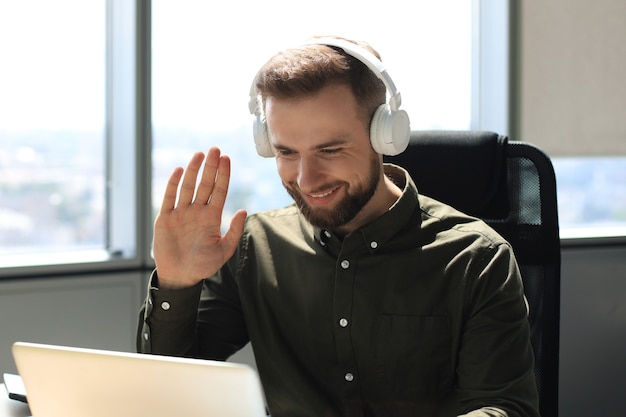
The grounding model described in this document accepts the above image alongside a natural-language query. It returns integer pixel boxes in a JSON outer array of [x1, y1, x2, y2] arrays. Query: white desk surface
[[0, 385, 30, 417]]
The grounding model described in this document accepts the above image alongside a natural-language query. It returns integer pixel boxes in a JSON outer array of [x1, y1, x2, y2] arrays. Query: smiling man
[[137, 36, 540, 417], [269, 82, 398, 235]]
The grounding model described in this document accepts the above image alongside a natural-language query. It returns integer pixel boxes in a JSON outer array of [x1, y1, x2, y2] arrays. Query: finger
[[178, 152, 205, 205], [206, 154, 232, 212], [195, 147, 221, 204], [159, 166, 184, 214]]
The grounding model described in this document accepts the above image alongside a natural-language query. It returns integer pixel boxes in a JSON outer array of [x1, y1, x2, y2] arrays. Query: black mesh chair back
[[384, 130, 560, 417]]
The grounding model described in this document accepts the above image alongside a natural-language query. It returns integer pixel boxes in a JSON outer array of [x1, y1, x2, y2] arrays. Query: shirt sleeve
[[137, 259, 250, 361], [136, 270, 204, 356], [456, 242, 540, 417]]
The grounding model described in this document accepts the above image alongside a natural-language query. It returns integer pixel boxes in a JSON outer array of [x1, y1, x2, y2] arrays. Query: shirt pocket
[[374, 314, 453, 399]]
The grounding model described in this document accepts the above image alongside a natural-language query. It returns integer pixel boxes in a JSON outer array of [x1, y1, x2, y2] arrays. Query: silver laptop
[[12, 341, 267, 417]]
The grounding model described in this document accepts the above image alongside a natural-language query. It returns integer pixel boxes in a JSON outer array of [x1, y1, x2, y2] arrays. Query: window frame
[[106, 0, 153, 268], [0, 0, 154, 277], [506, 0, 626, 245], [6, 0, 616, 277], [471, 0, 509, 135]]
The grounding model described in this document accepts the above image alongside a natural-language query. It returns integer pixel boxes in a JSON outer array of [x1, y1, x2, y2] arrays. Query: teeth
[[310, 189, 334, 198]]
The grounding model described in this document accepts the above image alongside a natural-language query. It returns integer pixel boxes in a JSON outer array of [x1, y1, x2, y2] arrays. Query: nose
[[296, 155, 324, 192]]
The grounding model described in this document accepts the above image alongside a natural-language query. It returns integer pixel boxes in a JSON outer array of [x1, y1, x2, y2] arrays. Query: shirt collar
[[313, 163, 420, 253]]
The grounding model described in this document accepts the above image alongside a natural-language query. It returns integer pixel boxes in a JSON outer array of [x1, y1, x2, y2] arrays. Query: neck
[[333, 169, 402, 236]]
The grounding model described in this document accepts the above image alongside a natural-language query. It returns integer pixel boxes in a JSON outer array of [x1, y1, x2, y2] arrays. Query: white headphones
[[248, 37, 411, 157]]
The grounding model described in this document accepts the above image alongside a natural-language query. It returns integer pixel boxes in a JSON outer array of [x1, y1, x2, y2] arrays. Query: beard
[[283, 153, 381, 230]]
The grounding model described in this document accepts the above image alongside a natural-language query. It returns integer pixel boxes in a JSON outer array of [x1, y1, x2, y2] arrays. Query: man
[[137, 36, 540, 417]]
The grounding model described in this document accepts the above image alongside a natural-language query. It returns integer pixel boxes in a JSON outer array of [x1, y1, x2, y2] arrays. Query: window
[[0, 0, 145, 271], [151, 0, 474, 226], [0, 1, 106, 266], [553, 157, 626, 240], [0, 0, 511, 271], [512, 0, 626, 241]]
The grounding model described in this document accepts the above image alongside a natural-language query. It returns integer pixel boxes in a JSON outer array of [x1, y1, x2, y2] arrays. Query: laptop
[[11, 341, 267, 417]]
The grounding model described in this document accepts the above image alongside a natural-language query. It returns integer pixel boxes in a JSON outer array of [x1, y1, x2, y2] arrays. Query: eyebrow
[[273, 138, 351, 153]]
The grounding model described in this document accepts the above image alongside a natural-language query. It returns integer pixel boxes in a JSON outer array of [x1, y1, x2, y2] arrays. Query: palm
[[153, 148, 247, 288]]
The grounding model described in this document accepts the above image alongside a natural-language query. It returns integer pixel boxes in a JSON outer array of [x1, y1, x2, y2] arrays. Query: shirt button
[[340, 260, 350, 269], [161, 301, 171, 311], [339, 318, 348, 328], [370, 241, 378, 249], [345, 373, 354, 382]]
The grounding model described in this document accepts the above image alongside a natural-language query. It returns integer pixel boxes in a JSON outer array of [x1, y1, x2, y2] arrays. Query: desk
[[0, 385, 30, 417]]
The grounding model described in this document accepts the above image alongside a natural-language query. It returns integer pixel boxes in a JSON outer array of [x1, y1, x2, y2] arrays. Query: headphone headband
[[249, 37, 410, 157], [302, 38, 402, 111]]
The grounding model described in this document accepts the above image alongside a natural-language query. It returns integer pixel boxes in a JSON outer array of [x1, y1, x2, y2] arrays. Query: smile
[[301, 186, 341, 206], [308, 189, 336, 198]]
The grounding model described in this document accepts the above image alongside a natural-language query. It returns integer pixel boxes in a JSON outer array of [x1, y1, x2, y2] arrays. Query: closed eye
[[275, 148, 296, 157]]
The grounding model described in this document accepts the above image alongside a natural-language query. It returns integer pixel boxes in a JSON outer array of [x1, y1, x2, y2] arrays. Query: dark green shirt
[[137, 164, 539, 417]]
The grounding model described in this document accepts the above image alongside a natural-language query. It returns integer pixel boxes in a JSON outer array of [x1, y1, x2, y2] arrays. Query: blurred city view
[[2, 125, 626, 257], [0, 130, 105, 252], [151, 125, 293, 228], [0, 125, 294, 256], [1, 0, 625, 263], [552, 157, 626, 238]]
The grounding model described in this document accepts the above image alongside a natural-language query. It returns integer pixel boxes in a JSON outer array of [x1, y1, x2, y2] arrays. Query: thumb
[[221, 209, 248, 257]]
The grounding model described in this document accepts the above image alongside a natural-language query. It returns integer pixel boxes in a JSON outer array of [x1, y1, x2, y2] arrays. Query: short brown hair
[[253, 36, 386, 128]]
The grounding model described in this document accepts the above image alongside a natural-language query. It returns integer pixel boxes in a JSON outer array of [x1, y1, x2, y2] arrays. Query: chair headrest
[[384, 130, 509, 219]]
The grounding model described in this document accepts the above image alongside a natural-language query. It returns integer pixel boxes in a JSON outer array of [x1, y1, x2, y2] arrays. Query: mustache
[[283, 180, 345, 195]]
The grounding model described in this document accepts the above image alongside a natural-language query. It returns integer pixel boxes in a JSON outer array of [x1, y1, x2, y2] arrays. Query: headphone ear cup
[[252, 114, 275, 158], [369, 104, 411, 156]]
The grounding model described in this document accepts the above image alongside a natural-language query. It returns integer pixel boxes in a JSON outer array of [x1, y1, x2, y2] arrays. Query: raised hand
[[153, 147, 247, 289]]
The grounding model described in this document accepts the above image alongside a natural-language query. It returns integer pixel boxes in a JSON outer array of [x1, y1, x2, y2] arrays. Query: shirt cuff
[[147, 269, 204, 322]]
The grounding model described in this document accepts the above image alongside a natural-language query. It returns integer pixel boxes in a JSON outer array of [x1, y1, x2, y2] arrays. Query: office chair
[[384, 130, 561, 417]]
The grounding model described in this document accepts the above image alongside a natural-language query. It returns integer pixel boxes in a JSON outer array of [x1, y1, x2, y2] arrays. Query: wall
[[0, 272, 146, 374], [513, 0, 626, 155], [0, 270, 257, 376], [559, 245, 626, 416], [513, 1, 626, 415]]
